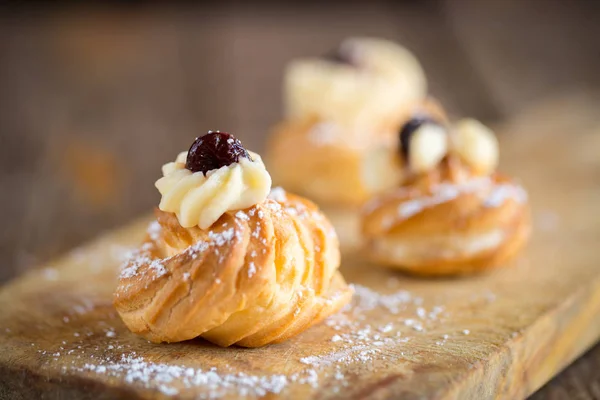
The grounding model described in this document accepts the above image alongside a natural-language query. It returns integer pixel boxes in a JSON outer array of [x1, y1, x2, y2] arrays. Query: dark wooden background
[[1, 1, 599, 398]]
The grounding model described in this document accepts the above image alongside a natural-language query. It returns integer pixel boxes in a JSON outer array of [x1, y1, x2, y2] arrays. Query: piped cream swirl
[[155, 151, 272, 229]]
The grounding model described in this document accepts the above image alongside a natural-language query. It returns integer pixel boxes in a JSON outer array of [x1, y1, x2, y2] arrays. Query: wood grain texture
[[0, 95, 599, 399]]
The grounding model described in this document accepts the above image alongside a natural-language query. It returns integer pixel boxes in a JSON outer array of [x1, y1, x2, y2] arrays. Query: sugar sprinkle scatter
[[34, 202, 503, 398], [295, 283, 448, 368], [78, 354, 293, 399], [118, 221, 242, 283], [268, 187, 287, 203], [37, 273, 497, 399], [364, 176, 528, 229], [147, 221, 162, 241]]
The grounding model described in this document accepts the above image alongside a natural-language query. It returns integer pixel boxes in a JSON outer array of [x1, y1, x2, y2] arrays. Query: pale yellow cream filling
[[155, 151, 272, 229]]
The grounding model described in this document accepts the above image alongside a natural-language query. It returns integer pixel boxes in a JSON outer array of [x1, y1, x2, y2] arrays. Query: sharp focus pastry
[[114, 131, 352, 347], [361, 116, 531, 276], [285, 37, 427, 130], [267, 99, 446, 206]]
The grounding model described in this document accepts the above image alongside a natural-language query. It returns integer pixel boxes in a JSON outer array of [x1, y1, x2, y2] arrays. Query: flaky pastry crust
[[114, 192, 352, 347], [361, 158, 530, 275]]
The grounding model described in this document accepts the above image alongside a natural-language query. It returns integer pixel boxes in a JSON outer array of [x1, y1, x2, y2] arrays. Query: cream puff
[[114, 132, 352, 347], [361, 117, 530, 276]]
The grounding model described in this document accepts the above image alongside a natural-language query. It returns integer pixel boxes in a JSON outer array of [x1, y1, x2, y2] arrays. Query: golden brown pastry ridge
[[114, 191, 352, 347], [361, 158, 531, 276]]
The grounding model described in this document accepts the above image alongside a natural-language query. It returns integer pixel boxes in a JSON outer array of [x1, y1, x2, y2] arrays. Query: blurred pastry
[[269, 37, 430, 208], [267, 98, 446, 207], [284, 37, 427, 130], [361, 117, 530, 276], [114, 131, 352, 347]]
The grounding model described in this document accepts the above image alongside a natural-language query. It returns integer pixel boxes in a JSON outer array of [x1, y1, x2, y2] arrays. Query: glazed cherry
[[185, 131, 250, 175], [399, 116, 438, 159]]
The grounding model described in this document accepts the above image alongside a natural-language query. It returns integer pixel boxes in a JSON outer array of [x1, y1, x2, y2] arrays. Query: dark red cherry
[[185, 131, 250, 175], [399, 116, 438, 160]]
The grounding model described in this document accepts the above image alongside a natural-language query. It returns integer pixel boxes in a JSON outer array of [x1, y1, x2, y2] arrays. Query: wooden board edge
[[444, 274, 600, 400]]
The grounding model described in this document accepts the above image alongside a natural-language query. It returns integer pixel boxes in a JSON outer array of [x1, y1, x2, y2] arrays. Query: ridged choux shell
[[114, 190, 352, 347], [361, 157, 530, 276]]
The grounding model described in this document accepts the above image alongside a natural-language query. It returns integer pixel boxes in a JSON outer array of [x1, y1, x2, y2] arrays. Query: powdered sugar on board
[[29, 223, 498, 398], [15, 217, 504, 399], [77, 354, 293, 398], [31, 272, 498, 399]]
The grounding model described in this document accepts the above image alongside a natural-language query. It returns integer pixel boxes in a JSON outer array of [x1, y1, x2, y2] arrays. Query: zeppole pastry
[[361, 116, 531, 276], [267, 99, 446, 207], [268, 38, 430, 207], [114, 131, 352, 347]]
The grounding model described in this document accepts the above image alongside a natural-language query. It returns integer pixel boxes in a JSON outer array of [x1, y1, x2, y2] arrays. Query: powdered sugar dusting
[[118, 224, 239, 282], [119, 261, 141, 279], [77, 353, 295, 398], [35, 266, 500, 399], [293, 281, 487, 370], [264, 200, 282, 214], [147, 221, 162, 241], [484, 183, 528, 207], [48, 207, 507, 398], [149, 261, 167, 278], [268, 187, 287, 203], [247, 262, 256, 278], [350, 284, 418, 315], [119, 255, 167, 280], [379, 177, 528, 227], [398, 177, 491, 220], [208, 228, 236, 247], [235, 211, 249, 221]]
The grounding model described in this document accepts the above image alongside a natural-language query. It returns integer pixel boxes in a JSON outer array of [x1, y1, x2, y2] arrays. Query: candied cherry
[[185, 131, 250, 175]]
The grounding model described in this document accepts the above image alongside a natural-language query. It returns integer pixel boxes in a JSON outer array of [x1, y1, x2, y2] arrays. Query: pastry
[[114, 132, 352, 347], [268, 37, 431, 207], [284, 37, 427, 130], [267, 99, 446, 207], [361, 116, 530, 276]]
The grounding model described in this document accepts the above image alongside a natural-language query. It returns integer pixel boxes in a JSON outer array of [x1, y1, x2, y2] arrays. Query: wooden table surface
[[1, 1, 599, 398]]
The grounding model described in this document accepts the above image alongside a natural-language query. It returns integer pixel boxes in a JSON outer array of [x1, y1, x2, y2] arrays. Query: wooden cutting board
[[1, 95, 599, 400]]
